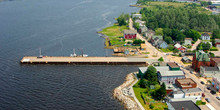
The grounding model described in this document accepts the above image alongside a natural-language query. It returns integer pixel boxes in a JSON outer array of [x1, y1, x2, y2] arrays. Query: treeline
[[117, 13, 130, 26], [140, 6, 220, 32]]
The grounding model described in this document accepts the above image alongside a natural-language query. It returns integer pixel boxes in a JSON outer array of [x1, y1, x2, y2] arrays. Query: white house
[[184, 38, 192, 46], [157, 71, 185, 84], [172, 88, 202, 100], [201, 33, 210, 40], [132, 14, 142, 19]]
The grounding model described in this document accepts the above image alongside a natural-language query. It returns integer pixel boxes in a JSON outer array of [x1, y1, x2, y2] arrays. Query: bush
[[210, 48, 218, 51], [158, 57, 164, 61], [150, 104, 154, 109]]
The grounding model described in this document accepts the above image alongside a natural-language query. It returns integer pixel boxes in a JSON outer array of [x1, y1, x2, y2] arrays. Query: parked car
[[207, 87, 211, 90], [211, 90, 216, 95], [216, 96, 220, 100], [205, 98, 210, 103], [201, 81, 205, 85], [190, 71, 193, 74]]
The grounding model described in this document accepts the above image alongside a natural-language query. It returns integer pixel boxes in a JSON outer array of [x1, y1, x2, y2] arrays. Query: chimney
[[182, 107, 184, 110]]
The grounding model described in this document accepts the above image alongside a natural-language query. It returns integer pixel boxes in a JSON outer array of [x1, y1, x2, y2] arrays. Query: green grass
[[98, 24, 129, 47], [196, 100, 206, 105], [160, 48, 172, 53], [133, 80, 167, 110]]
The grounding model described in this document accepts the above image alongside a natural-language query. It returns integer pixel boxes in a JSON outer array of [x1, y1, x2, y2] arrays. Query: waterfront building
[[157, 71, 185, 84], [167, 100, 201, 110], [132, 14, 142, 19], [200, 66, 220, 77], [123, 30, 137, 39]]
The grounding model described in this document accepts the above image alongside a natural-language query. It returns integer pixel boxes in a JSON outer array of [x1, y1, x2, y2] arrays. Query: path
[[190, 39, 201, 51], [129, 18, 164, 59]]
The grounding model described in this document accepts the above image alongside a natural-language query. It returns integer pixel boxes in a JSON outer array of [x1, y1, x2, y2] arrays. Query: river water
[[0, 0, 139, 109]]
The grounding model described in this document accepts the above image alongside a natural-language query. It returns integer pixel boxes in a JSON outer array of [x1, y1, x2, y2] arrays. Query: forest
[[140, 6, 220, 32]]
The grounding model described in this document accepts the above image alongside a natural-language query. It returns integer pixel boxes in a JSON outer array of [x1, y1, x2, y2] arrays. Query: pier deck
[[20, 56, 149, 65]]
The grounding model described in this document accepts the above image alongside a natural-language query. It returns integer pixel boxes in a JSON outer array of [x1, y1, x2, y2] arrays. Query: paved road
[[181, 68, 220, 110], [129, 18, 164, 59], [190, 39, 201, 51]]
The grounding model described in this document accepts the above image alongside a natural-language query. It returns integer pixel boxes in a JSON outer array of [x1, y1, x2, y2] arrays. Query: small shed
[[181, 56, 192, 63], [140, 44, 147, 50], [167, 62, 180, 71]]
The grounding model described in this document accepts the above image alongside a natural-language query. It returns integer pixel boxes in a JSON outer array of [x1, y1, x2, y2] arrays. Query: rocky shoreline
[[113, 73, 141, 110]]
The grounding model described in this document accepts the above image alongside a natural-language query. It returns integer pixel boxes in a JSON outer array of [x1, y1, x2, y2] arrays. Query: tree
[[139, 79, 147, 88], [168, 45, 175, 51], [185, 29, 200, 41], [152, 83, 166, 100], [133, 39, 144, 45], [133, 22, 140, 30], [202, 42, 211, 51], [158, 57, 164, 62], [155, 28, 163, 36], [176, 33, 186, 43], [117, 13, 129, 26], [173, 48, 179, 53], [213, 29, 220, 39], [163, 28, 172, 37], [197, 43, 203, 50], [164, 36, 173, 44], [144, 66, 158, 82]]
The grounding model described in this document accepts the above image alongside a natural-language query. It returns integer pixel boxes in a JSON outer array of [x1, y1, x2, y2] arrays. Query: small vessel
[[82, 54, 88, 57], [70, 48, 77, 57]]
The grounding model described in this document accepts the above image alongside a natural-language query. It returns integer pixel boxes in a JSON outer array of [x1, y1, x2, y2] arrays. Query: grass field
[[99, 24, 129, 47], [160, 48, 172, 53], [133, 80, 168, 110]]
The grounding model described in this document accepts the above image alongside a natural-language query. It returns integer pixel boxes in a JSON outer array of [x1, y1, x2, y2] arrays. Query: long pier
[[20, 56, 149, 66]]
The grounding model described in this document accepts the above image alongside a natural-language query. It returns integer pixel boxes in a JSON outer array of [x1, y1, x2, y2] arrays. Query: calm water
[[0, 0, 139, 109]]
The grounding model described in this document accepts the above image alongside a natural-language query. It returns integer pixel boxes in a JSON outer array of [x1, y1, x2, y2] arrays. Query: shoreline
[[113, 73, 142, 110]]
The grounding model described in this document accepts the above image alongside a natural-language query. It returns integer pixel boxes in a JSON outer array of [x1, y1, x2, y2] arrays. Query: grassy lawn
[[99, 24, 129, 47], [160, 48, 172, 53], [133, 80, 167, 110], [196, 100, 206, 105]]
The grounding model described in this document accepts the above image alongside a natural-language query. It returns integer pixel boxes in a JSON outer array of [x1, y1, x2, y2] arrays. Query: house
[[181, 56, 192, 63], [135, 19, 145, 27], [175, 78, 197, 89], [167, 62, 180, 71], [210, 57, 220, 67], [212, 74, 220, 92], [139, 26, 148, 34], [172, 88, 202, 101], [182, 88, 202, 100], [132, 14, 142, 19], [215, 39, 220, 47], [151, 35, 163, 44], [123, 30, 137, 39], [174, 43, 186, 52], [138, 66, 169, 78], [192, 50, 210, 71], [184, 38, 192, 46], [200, 66, 220, 77], [140, 44, 146, 50], [157, 40, 168, 49], [201, 33, 210, 40], [167, 100, 201, 110], [157, 71, 185, 84]]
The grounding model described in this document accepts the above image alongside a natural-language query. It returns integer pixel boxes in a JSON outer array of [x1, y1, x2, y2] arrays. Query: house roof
[[169, 100, 201, 110], [152, 35, 163, 40], [176, 78, 196, 85], [195, 50, 210, 62], [212, 73, 220, 81], [202, 33, 210, 36], [138, 66, 169, 74], [174, 43, 181, 48], [124, 30, 137, 34], [182, 56, 191, 61], [201, 66, 219, 71], [159, 71, 185, 77], [167, 62, 179, 68], [185, 38, 192, 40], [211, 58, 220, 63], [141, 44, 146, 48], [135, 19, 145, 24], [182, 88, 202, 94]]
